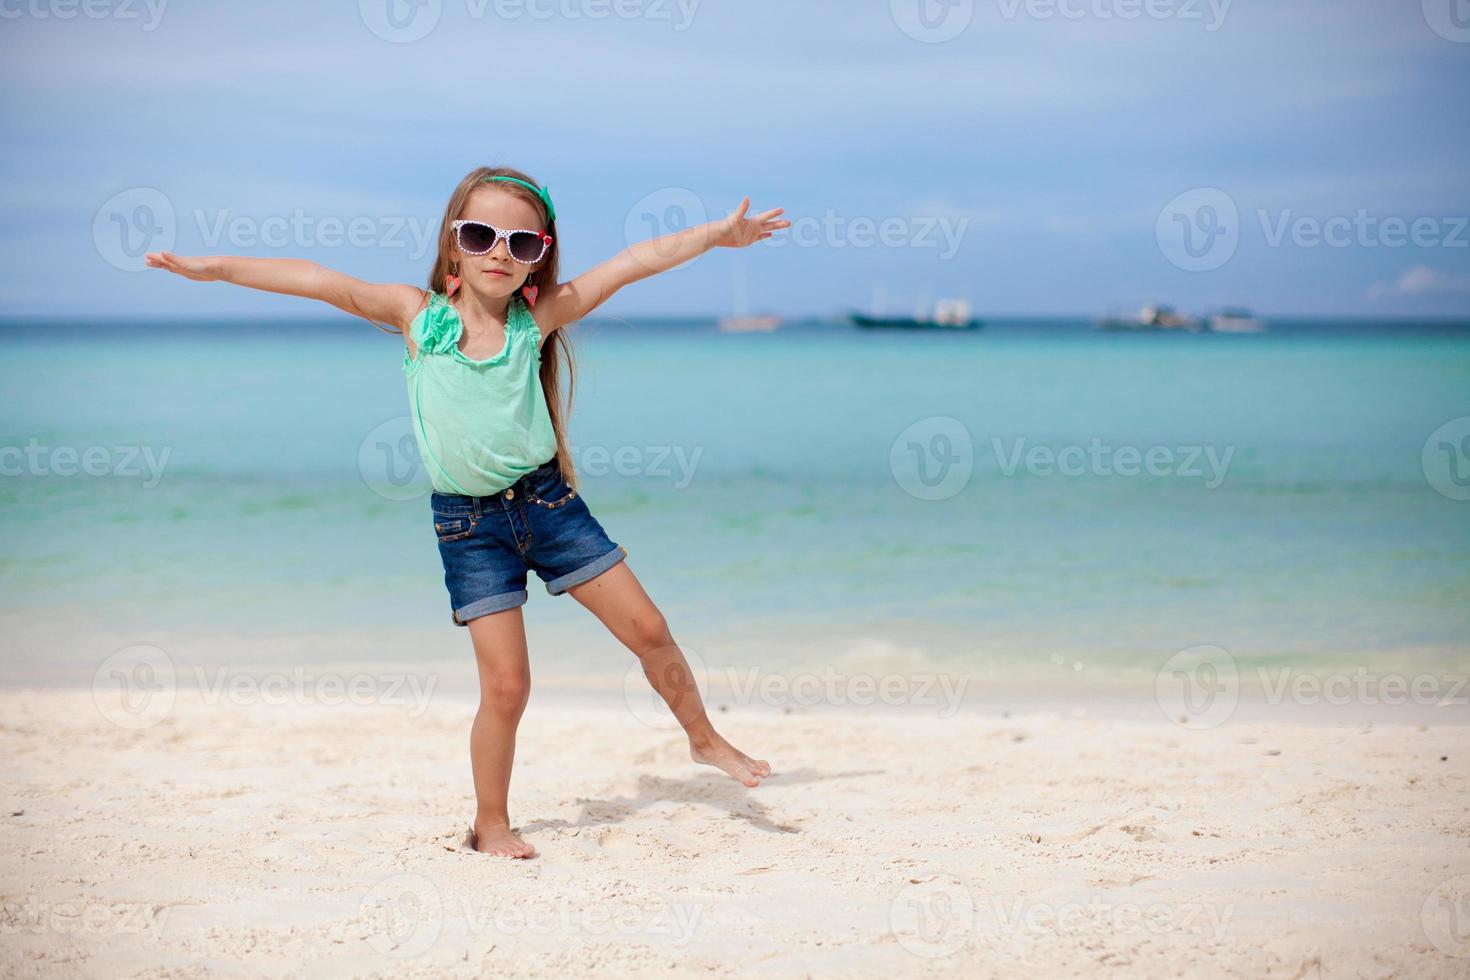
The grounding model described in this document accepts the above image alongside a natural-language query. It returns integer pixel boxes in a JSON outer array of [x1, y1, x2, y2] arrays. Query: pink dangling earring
[[445, 269, 462, 297], [521, 273, 539, 308]]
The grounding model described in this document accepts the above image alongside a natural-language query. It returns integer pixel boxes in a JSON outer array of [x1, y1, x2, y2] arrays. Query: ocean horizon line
[[4, 312, 1470, 329]]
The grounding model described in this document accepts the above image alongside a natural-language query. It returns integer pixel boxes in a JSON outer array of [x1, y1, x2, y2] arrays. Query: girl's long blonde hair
[[416, 166, 579, 490]]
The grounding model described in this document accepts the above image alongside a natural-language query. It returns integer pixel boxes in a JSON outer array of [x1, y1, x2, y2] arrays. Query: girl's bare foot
[[472, 820, 537, 858], [689, 732, 772, 787]]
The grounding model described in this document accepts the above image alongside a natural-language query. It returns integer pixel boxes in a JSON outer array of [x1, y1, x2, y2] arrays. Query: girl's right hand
[[146, 251, 219, 282], [140, 252, 420, 336]]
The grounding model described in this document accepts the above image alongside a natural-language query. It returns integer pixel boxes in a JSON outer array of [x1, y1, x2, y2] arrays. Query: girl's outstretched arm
[[145, 252, 424, 333], [533, 196, 788, 339]]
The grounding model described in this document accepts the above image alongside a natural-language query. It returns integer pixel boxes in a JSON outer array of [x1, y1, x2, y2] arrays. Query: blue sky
[[1, 0, 1468, 318]]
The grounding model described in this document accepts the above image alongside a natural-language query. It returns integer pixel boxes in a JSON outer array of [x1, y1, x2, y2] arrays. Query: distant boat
[[718, 259, 782, 333], [850, 297, 982, 331], [1096, 304, 1200, 332], [1208, 308, 1266, 334], [718, 314, 782, 333]]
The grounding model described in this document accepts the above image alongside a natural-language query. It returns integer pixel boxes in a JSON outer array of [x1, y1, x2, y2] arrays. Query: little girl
[[147, 166, 787, 858]]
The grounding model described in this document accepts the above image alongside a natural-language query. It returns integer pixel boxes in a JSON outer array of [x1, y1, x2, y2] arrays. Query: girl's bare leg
[[465, 606, 537, 857], [567, 562, 772, 786]]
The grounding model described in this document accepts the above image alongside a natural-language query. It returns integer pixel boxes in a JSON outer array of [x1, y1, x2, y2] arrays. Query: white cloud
[[1367, 265, 1470, 299]]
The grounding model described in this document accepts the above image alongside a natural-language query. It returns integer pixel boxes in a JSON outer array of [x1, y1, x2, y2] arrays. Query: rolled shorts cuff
[[452, 589, 529, 627], [545, 545, 628, 596]]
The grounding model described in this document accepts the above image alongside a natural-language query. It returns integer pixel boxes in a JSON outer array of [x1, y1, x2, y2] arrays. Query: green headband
[[480, 175, 556, 223]]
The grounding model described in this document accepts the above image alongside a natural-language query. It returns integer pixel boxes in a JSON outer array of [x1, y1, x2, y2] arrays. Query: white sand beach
[[2, 684, 1467, 978]]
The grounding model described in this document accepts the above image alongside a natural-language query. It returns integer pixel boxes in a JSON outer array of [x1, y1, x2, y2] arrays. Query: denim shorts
[[429, 459, 627, 626]]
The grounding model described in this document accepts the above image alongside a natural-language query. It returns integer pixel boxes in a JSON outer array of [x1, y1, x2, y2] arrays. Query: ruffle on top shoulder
[[415, 291, 463, 355], [517, 293, 552, 357], [512, 294, 541, 342]]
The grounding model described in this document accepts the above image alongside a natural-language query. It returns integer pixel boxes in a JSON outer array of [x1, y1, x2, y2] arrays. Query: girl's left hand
[[709, 197, 790, 248]]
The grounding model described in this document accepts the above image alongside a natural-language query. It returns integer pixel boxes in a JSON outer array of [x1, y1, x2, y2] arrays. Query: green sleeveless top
[[402, 291, 557, 496]]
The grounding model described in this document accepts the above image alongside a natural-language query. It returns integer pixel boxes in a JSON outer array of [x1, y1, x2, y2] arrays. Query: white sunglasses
[[450, 220, 553, 263]]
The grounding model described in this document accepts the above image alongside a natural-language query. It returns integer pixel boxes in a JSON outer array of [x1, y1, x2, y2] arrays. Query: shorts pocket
[[433, 515, 474, 542], [525, 469, 577, 509]]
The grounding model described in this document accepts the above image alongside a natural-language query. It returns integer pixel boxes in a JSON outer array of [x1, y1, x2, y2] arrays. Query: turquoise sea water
[[1, 317, 1467, 683]]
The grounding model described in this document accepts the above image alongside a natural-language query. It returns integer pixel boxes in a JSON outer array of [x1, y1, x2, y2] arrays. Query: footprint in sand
[[596, 829, 645, 857]]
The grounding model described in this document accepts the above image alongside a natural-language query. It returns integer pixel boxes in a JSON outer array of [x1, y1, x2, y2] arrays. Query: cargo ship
[[850, 297, 982, 331]]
